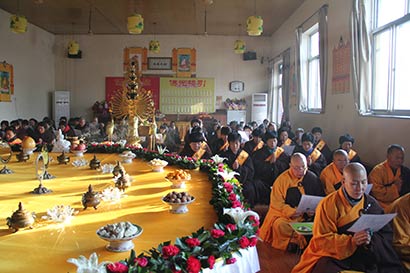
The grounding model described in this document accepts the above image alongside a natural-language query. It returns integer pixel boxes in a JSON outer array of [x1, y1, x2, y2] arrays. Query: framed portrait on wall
[[123, 47, 148, 72], [0, 62, 14, 102], [172, 48, 196, 78]]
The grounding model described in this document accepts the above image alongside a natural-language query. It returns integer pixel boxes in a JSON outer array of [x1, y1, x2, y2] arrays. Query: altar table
[[0, 153, 259, 273]]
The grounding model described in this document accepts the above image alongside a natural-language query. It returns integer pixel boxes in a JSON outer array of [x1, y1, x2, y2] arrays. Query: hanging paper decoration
[[10, 15, 27, 33], [127, 14, 144, 34], [234, 40, 246, 54], [149, 40, 160, 54], [246, 16, 263, 36]]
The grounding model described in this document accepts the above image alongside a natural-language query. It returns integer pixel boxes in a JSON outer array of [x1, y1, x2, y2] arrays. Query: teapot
[[223, 207, 259, 227]]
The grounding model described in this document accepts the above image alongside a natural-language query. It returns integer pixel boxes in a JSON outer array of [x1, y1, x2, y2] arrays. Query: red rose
[[228, 193, 237, 201], [226, 223, 236, 231], [106, 262, 128, 273], [223, 182, 233, 193], [187, 256, 201, 273], [211, 229, 225, 238], [249, 215, 260, 227], [134, 257, 148, 267], [185, 237, 201, 247], [231, 200, 242, 208], [217, 163, 224, 168], [208, 255, 216, 269], [162, 245, 180, 259], [239, 236, 250, 248], [249, 236, 258, 247], [226, 258, 237, 264]]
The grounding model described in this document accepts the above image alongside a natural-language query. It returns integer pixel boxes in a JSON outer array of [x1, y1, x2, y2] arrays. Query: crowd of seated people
[[2, 115, 410, 271]]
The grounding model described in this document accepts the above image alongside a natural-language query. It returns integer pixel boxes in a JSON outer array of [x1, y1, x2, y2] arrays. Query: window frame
[[369, 0, 410, 116], [299, 23, 322, 113]]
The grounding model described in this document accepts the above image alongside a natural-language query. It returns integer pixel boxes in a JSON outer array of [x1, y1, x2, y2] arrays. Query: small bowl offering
[[96, 221, 143, 252], [71, 149, 87, 157], [165, 169, 192, 189], [119, 151, 136, 164], [148, 158, 168, 172], [162, 191, 195, 214]]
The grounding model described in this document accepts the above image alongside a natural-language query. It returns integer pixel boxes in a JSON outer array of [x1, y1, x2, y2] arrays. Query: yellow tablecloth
[[0, 153, 217, 273]]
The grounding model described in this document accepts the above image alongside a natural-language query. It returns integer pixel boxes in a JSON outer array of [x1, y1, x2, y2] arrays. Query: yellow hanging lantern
[[149, 40, 160, 54], [68, 40, 80, 55], [127, 14, 144, 34], [234, 40, 246, 54], [246, 15, 263, 36], [10, 15, 27, 33]]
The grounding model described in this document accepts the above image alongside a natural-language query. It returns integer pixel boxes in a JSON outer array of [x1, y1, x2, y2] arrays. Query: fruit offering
[[166, 169, 191, 181], [163, 191, 194, 203]]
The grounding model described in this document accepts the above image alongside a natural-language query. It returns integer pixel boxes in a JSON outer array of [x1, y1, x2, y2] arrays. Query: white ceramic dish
[[96, 223, 143, 252]]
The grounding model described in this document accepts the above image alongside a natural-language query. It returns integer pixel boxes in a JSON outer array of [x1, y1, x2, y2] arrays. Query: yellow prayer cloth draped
[[0, 153, 216, 273]]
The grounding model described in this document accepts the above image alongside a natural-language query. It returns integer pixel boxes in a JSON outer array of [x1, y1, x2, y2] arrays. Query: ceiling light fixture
[[149, 22, 160, 54], [127, 1, 143, 34], [246, 0, 263, 36], [234, 24, 246, 54], [10, 0, 27, 34]]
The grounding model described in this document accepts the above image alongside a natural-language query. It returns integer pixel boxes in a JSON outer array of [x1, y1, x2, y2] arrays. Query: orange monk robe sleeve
[[269, 171, 297, 218], [320, 163, 341, 195], [369, 161, 400, 207], [260, 170, 299, 242], [386, 194, 410, 269], [291, 191, 358, 273]]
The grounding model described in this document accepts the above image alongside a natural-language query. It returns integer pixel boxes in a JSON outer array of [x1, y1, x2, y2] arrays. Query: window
[[370, 0, 410, 114], [271, 59, 284, 124], [296, 5, 328, 114]]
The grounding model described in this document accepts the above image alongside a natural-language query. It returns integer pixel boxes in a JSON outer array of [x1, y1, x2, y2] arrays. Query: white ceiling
[[0, 0, 305, 36]]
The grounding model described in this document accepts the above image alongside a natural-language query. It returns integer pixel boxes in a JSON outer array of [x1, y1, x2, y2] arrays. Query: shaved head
[[342, 163, 368, 199], [343, 162, 366, 177], [291, 152, 307, 166]]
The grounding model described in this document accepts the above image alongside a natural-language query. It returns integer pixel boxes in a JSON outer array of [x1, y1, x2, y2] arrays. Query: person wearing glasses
[[292, 163, 405, 273], [259, 153, 325, 251]]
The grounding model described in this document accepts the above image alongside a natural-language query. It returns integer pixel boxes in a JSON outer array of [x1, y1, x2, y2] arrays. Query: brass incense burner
[[112, 161, 125, 178], [82, 184, 101, 210], [57, 151, 70, 164], [115, 169, 131, 192], [7, 202, 35, 232], [89, 155, 101, 170]]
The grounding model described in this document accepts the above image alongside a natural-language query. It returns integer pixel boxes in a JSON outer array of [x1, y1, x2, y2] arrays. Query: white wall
[[0, 9, 55, 121], [54, 34, 271, 121], [271, 0, 410, 166]]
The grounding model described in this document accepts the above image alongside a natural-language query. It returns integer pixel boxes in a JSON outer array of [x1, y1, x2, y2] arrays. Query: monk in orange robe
[[292, 163, 405, 273], [369, 144, 410, 209], [259, 153, 325, 251], [386, 193, 410, 271], [320, 149, 349, 195]]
